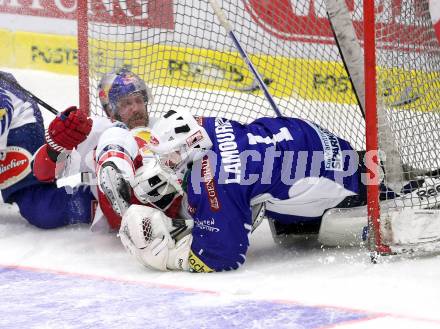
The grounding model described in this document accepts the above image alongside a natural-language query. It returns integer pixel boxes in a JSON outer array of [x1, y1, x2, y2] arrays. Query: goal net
[[83, 0, 365, 147], [80, 0, 440, 252]]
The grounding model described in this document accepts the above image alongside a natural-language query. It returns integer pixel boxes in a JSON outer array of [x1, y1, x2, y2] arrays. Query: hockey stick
[[207, 0, 283, 117], [326, 8, 365, 119], [0, 72, 60, 116], [325, 0, 407, 184]]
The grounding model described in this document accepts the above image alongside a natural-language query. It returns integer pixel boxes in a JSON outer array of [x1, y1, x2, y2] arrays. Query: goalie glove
[[118, 204, 192, 271]]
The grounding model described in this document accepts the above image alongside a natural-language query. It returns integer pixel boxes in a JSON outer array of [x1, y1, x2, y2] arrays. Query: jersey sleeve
[[96, 126, 139, 185], [188, 201, 252, 272]]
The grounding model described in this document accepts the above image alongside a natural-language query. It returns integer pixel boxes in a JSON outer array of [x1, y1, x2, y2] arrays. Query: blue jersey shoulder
[[0, 71, 43, 130], [0, 88, 14, 139]]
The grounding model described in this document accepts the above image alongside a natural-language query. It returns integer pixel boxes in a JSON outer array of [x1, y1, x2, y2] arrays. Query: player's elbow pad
[[33, 144, 57, 182]]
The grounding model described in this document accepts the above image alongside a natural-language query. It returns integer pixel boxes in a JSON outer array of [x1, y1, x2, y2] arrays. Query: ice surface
[[1, 68, 440, 328]]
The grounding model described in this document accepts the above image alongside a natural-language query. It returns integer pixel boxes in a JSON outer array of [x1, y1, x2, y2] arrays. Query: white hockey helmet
[[149, 109, 213, 172]]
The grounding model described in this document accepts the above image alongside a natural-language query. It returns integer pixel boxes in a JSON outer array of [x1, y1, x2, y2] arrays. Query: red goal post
[[363, 0, 440, 256], [77, 0, 440, 256], [77, 0, 90, 114], [363, 0, 387, 255]]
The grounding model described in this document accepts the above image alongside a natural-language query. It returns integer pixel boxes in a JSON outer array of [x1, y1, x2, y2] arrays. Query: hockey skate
[[268, 216, 322, 246], [98, 161, 131, 217]]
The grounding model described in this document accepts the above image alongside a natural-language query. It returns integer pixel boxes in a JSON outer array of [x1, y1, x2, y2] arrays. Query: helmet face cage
[[150, 110, 212, 173], [157, 150, 183, 171]]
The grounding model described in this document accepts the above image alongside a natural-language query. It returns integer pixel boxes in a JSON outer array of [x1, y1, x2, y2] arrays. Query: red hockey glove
[[45, 106, 92, 153]]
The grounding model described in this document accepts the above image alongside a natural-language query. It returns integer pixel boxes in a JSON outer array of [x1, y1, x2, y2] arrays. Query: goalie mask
[[149, 109, 213, 172], [98, 69, 153, 119], [132, 158, 183, 212], [98, 72, 116, 116]]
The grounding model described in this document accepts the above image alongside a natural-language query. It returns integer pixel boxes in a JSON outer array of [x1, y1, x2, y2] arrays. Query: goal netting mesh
[[86, 0, 440, 209], [87, 0, 364, 148], [372, 1, 440, 209]]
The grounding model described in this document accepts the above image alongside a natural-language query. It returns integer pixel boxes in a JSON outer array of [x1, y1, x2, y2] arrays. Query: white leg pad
[[318, 206, 368, 247], [382, 209, 440, 245]]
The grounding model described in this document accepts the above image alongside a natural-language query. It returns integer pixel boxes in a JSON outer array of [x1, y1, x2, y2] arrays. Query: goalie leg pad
[[381, 209, 440, 246], [318, 206, 368, 247], [394, 176, 440, 209], [319, 176, 440, 247], [167, 234, 192, 271]]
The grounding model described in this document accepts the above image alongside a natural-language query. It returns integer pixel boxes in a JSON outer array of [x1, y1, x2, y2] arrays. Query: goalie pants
[[9, 184, 95, 229]]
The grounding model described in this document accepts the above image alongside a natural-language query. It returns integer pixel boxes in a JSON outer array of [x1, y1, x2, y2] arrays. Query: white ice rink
[[1, 68, 440, 329]]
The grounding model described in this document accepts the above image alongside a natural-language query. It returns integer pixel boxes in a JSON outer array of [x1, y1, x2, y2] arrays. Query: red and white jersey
[[92, 124, 153, 232], [34, 115, 115, 183], [33, 116, 151, 232], [34, 115, 180, 232], [55, 116, 116, 180]]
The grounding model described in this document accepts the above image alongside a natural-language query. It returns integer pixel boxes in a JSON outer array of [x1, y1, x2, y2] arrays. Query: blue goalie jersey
[[186, 117, 359, 272]]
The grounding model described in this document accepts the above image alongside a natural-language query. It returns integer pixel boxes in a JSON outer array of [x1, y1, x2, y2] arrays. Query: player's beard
[[116, 111, 149, 129], [128, 112, 148, 129]]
